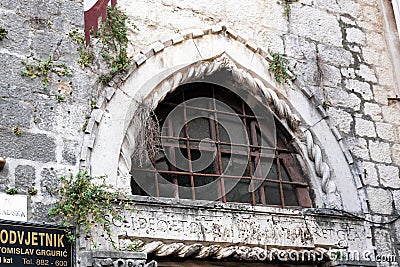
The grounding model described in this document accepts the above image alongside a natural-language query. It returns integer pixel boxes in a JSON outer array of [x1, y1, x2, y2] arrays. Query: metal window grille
[[131, 82, 312, 208]]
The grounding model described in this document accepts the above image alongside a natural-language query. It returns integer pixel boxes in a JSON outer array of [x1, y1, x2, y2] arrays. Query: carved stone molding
[[140, 240, 329, 262], [305, 130, 342, 208], [79, 251, 156, 267]]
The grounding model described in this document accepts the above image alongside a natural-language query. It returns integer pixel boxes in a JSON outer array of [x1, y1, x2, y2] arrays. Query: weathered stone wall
[[0, 0, 97, 221], [1, 0, 400, 266]]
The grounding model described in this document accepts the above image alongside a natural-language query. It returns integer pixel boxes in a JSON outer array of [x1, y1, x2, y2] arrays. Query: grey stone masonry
[[0, 0, 94, 224], [0, 131, 56, 163]]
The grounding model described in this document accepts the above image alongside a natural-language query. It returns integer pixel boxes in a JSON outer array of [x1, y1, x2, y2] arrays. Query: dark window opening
[[131, 82, 312, 208]]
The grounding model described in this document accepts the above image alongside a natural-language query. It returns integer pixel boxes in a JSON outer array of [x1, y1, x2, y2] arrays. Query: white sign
[[0, 193, 28, 222]]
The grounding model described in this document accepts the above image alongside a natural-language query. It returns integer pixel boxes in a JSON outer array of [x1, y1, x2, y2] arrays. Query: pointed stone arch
[[84, 25, 366, 213]]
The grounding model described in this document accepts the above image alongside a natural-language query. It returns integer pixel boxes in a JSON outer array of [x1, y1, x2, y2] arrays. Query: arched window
[[131, 82, 312, 208]]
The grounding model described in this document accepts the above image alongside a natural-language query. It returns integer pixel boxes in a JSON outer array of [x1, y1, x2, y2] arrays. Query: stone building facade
[[1, 0, 400, 266]]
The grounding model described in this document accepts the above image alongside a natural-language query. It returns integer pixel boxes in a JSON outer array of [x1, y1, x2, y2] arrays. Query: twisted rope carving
[[305, 130, 330, 193], [141, 241, 329, 262], [229, 64, 301, 130], [305, 130, 342, 208]]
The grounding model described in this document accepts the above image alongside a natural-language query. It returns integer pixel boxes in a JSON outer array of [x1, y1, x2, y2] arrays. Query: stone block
[[0, 159, 10, 189], [373, 85, 389, 105], [345, 27, 365, 45], [347, 137, 370, 160], [317, 44, 353, 67], [0, 130, 56, 163], [39, 168, 60, 197], [0, 54, 36, 89], [290, 5, 342, 46], [355, 118, 376, 138], [211, 25, 223, 33], [31, 94, 57, 132], [378, 165, 400, 189], [192, 29, 204, 38], [392, 144, 400, 167], [30, 202, 58, 223], [0, 99, 33, 128], [376, 122, 398, 142], [356, 64, 377, 83], [0, 12, 31, 55], [284, 34, 317, 60], [133, 53, 147, 66], [258, 29, 284, 54], [62, 139, 79, 165], [369, 140, 392, 164], [366, 187, 393, 215], [361, 161, 379, 186], [325, 87, 361, 110], [171, 33, 184, 44], [345, 79, 373, 100], [365, 32, 387, 51], [290, 60, 319, 85], [331, 126, 342, 141], [31, 31, 65, 60], [314, 0, 361, 16], [321, 64, 341, 87], [364, 102, 382, 121], [382, 105, 400, 125], [362, 47, 389, 66], [327, 108, 353, 134], [15, 165, 35, 192], [393, 190, 400, 212], [61, 0, 84, 27], [340, 67, 356, 79]]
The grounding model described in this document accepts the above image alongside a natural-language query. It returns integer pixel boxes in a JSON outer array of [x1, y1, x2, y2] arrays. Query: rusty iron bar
[[239, 101, 256, 205], [182, 91, 196, 201], [160, 135, 291, 153], [212, 87, 227, 203], [131, 167, 308, 187], [161, 101, 261, 119], [160, 142, 283, 159]]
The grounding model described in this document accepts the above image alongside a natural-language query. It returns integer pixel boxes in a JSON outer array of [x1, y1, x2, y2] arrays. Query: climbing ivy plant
[[268, 51, 292, 84], [48, 170, 133, 248], [99, 6, 131, 81], [0, 27, 8, 41], [21, 55, 72, 89], [277, 0, 296, 15], [69, 6, 134, 84]]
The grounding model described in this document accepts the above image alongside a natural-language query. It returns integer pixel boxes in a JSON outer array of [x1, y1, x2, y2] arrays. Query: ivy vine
[[0, 27, 8, 41], [277, 0, 295, 15], [69, 6, 134, 84], [6, 187, 18, 195], [68, 29, 95, 68], [21, 55, 72, 89], [48, 171, 133, 248], [268, 51, 292, 84]]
